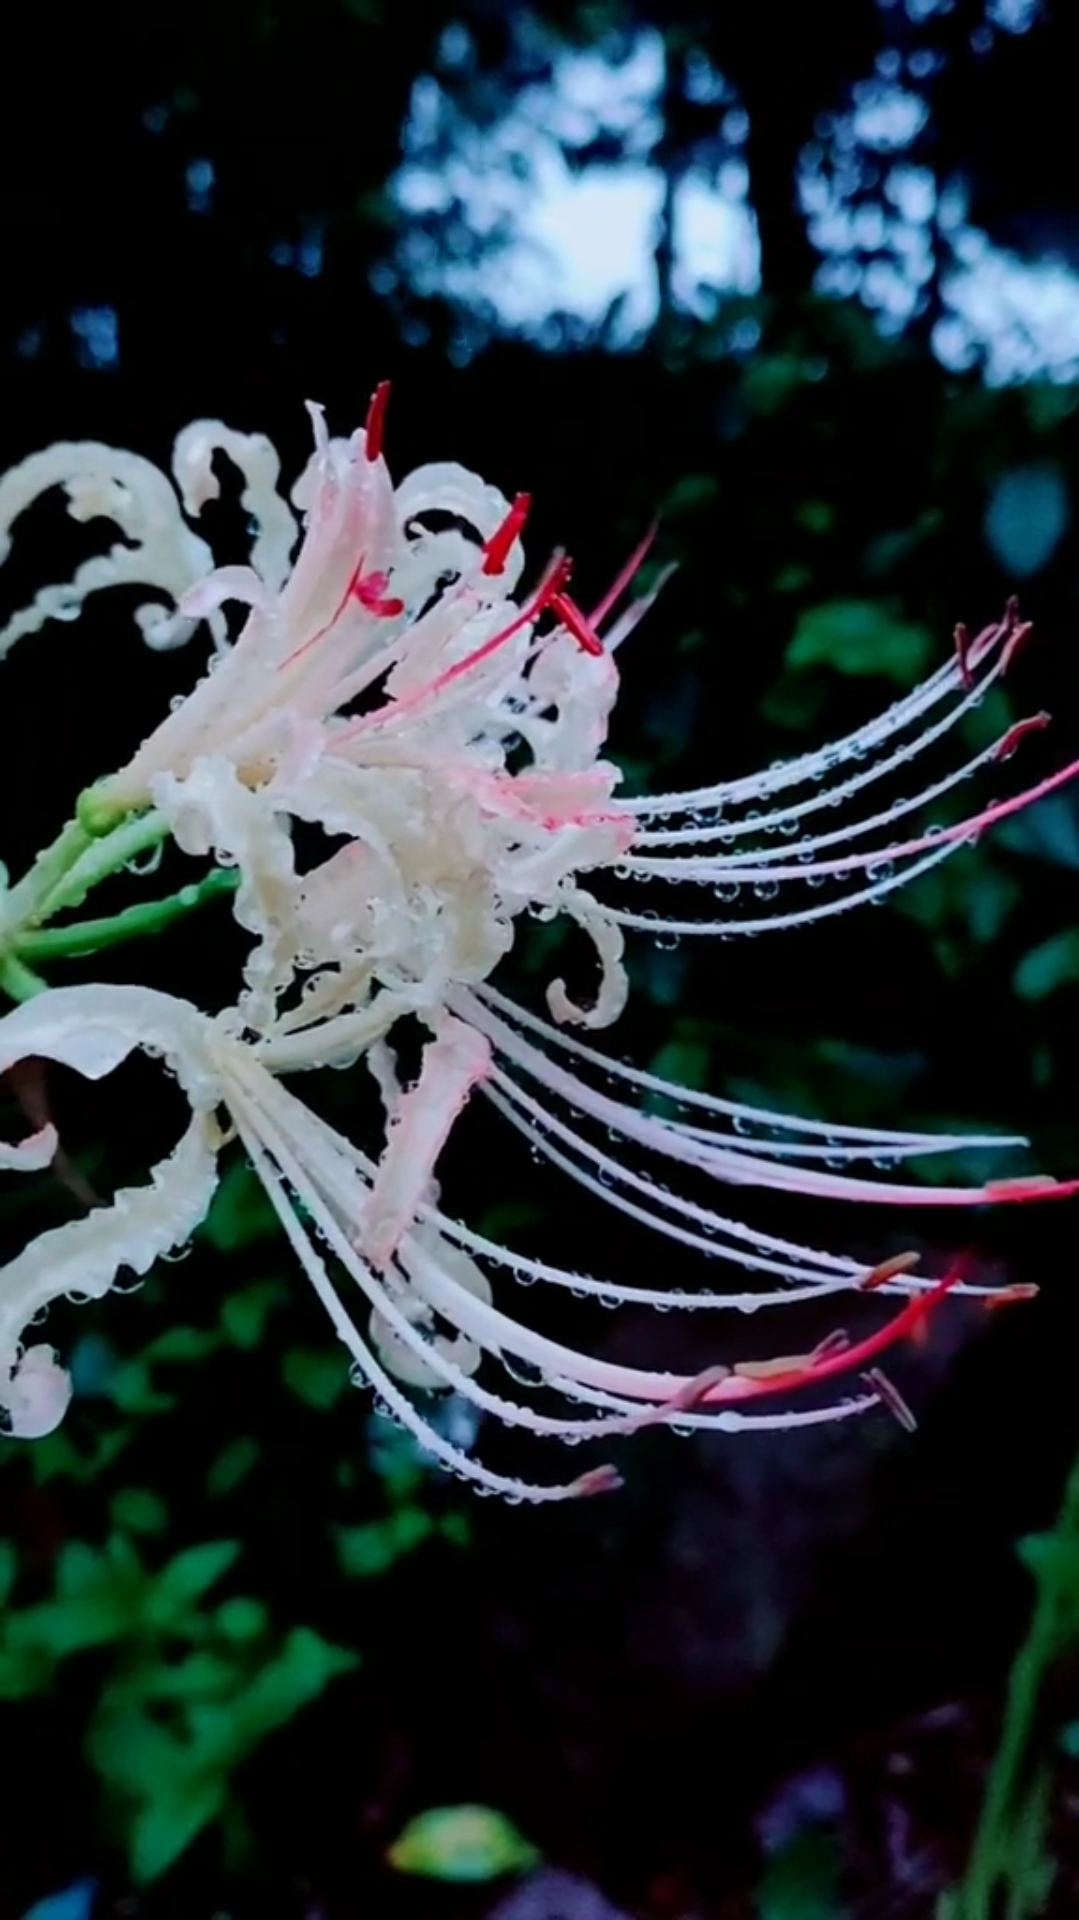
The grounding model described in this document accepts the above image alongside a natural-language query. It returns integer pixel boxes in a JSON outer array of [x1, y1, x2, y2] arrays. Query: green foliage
[[948, 1455, 1079, 1919], [1013, 928, 1079, 1000], [783, 598, 935, 685]]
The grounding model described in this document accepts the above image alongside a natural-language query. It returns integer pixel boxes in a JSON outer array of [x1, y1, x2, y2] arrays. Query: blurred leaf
[[26, 1422, 132, 1485], [234, 1626, 358, 1737], [203, 1161, 279, 1251], [107, 1354, 176, 1416], [206, 1434, 261, 1496], [283, 1344, 347, 1408], [663, 473, 718, 516], [335, 1508, 433, 1578], [144, 1325, 223, 1365], [130, 1774, 228, 1884], [794, 499, 834, 534], [784, 599, 934, 683], [388, 1803, 540, 1881], [215, 1596, 268, 1641], [146, 1540, 241, 1627], [109, 1487, 169, 1536], [1014, 929, 1079, 1000], [220, 1277, 285, 1348], [742, 353, 815, 417]]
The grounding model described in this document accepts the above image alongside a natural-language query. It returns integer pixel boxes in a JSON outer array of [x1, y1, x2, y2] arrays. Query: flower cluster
[[0, 388, 1072, 1499]]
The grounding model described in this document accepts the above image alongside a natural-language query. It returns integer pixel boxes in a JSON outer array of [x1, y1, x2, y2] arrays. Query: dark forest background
[[2, 3, 1079, 1916]]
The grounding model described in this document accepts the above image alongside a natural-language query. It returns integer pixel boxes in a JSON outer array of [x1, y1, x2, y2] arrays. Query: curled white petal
[[0, 1344, 72, 1439]]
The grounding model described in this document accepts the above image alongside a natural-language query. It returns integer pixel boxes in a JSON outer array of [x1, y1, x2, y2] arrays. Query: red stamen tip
[[1001, 618, 1035, 673], [353, 568, 404, 618], [863, 1367, 918, 1432], [858, 1251, 921, 1292], [664, 1364, 732, 1414], [482, 492, 532, 576], [548, 591, 605, 657], [986, 1175, 1073, 1202], [364, 381, 391, 463], [994, 712, 1051, 760], [954, 622, 974, 690], [571, 1464, 624, 1499], [810, 1329, 852, 1364], [984, 1283, 1039, 1312]]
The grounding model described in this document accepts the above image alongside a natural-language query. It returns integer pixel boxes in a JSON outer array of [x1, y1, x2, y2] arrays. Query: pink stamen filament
[[482, 492, 532, 576], [624, 751, 1079, 888], [547, 590, 605, 657], [586, 521, 659, 628]]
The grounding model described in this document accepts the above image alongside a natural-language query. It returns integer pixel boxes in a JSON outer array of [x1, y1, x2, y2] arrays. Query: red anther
[[571, 1464, 624, 1498], [810, 1329, 852, 1364], [954, 622, 973, 690], [1000, 616, 1035, 673], [858, 1250, 921, 1291], [993, 712, 1051, 760], [862, 1367, 917, 1432], [663, 1364, 733, 1413], [353, 569, 405, 618], [482, 492, 532, 576], [548, 591, 605, 657], [984, 1283, 1040, 1312], [986, 1175, 1079, 1202], [364, 381, 391, 462]]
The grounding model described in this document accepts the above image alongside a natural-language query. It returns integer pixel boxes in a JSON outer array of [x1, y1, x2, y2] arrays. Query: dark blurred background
[[1, 2, 1079, 1915]]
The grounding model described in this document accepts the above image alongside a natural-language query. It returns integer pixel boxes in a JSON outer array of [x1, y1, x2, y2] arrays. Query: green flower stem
[[0, 954, 50, 1001], [31, 811, 171, 923], [1, 817, 93, 931], [16, 869, 239, 961], [949, 1448, 1079, 1919]]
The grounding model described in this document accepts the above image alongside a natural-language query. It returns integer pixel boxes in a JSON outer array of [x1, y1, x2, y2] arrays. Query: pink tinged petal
[[0, 1124, 57, 1171], [362, 1017, 492, 1269], [281, 417, 400, 643], [1, 1344, 72, 1438]]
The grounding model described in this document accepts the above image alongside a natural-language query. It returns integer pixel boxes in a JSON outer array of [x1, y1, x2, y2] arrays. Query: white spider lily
[[0, 396, 1074, 1497], [0, 983, 1034, 1499]]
